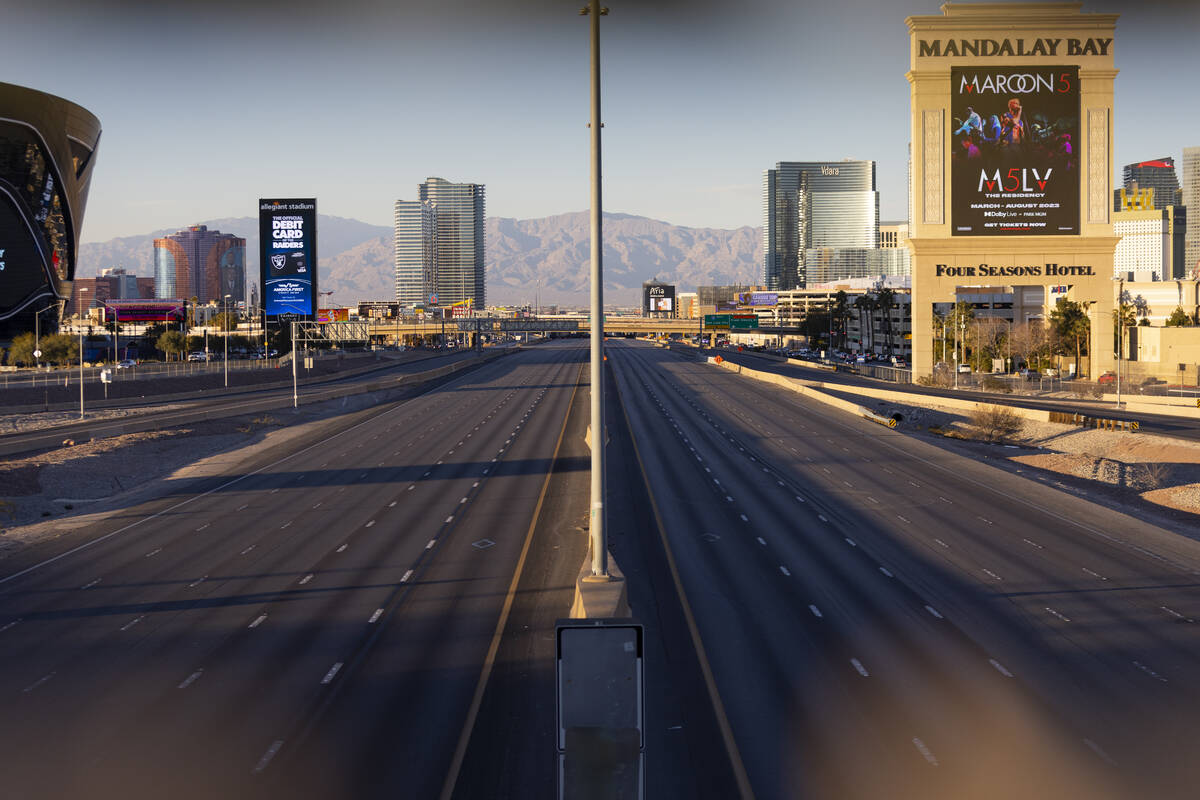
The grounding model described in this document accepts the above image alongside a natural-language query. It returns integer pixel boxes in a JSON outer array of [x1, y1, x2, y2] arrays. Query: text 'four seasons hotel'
[[906, 2, 1118, 379]]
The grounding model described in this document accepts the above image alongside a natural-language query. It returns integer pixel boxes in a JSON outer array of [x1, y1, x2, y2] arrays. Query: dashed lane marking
[[177, 670, 203, 689], [321, 662, 343, 685], [809, 605, 822, 618], [850, 658, 869, 677], [989, 659, 1013, 678], [924, 605, 943, 619], [249, 614, 267, 629]]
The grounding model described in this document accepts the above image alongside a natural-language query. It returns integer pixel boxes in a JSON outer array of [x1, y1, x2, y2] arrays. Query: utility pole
[[582, 0, 608, 578]]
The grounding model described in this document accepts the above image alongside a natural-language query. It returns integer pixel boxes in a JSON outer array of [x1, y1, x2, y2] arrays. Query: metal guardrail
[[0, 359, 283, 389]]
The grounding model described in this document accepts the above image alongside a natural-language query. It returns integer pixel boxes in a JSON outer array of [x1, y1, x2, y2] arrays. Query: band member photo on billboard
[[950, 66, 1079, 236]]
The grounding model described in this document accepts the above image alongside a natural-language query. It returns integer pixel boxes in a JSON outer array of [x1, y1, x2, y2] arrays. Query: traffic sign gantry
[[730, 314, 758, 330], [703, 314, 730, 330]]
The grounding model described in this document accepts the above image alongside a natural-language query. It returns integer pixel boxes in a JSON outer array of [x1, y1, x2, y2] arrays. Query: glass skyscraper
[[152, 225, 245, 304], [1118, 158, 1180, 211], [415, 177, 486, 309], [762, 160, 882, 289], [1184, 147, 1200, 277], [393, 200, 436, 306]]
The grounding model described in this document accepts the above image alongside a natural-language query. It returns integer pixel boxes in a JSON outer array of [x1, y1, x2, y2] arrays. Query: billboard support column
[[291, 321, 298, 409]]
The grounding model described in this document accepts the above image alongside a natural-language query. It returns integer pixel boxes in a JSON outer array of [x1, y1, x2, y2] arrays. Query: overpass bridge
[[292, 316, 705, 346]]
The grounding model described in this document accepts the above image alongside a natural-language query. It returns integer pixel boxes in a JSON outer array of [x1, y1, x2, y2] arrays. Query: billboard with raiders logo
[[260, 198, 317, 318]]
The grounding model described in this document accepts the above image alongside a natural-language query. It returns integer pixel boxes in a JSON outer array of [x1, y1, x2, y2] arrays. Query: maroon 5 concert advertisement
[[950, 66, 1079, 237]]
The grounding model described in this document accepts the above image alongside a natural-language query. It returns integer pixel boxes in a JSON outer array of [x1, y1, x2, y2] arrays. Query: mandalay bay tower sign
[[906, 2, 1118, 379]]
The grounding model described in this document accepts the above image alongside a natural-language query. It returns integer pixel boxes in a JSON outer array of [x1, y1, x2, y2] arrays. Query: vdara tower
[[0, 82, 101, 342], [906, 2, 1118, 379]]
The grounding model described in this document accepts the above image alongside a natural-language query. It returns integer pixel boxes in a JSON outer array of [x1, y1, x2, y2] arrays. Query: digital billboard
[[950, 66, 1079, 236], [740, 292, 778, 306], [260, 198, 317, 318], [103, 300, 184, 323], [643, 283, 676, 315]]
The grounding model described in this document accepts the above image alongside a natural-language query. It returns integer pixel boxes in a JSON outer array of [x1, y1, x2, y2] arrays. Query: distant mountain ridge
[[79, 212, 762, 307]]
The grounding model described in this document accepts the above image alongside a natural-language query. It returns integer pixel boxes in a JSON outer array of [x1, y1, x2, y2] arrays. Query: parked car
[[187, 352, 207, 362], [115, 359, 137, 369], [1097, 371, 1116, 385], [1043, 368, 1059, 378]]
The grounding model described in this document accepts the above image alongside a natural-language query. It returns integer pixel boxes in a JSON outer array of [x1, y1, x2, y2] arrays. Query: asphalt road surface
[[712, 347, 1200, 442], [609, 339, 1200, 800], [0, 340, 586, 799]]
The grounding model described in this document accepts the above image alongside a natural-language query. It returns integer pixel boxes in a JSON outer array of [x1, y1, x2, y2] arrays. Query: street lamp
[[223, 294, 231, 387], [78, 287, 88, 419]]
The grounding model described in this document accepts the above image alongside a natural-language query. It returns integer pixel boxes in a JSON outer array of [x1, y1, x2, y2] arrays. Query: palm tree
[[876, 287, 895, 357], [853, 295, 873, 354], [832, 291, 850, 351], [1050, 298, 1090, 376]]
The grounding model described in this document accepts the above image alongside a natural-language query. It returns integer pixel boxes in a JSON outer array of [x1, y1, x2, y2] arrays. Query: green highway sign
[[704, 314, 731, 329], [730, 314, 759, 330]]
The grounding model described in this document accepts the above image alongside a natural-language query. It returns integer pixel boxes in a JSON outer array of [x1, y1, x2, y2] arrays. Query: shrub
[[969, 404, 1023, 442], [981, 375, 1013, 393]]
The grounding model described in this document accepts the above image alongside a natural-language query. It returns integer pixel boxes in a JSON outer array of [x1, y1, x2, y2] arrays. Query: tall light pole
[[78, 287, 88, 419], [223, 294, 231, 387], [582, 0, 608, 578], [1115, 278, 1123, 408]]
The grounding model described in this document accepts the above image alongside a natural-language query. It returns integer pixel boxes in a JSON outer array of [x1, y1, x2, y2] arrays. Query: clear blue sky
[[3, 0, 1196, 243]]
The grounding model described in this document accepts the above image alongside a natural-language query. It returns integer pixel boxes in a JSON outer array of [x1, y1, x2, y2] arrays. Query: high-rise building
[[1116, 158, 1180, 212], [417, 177, 486, 308], [153, 225, 245, 304], [394, 200, 437, 306], [1114, 204, 1187, 280], [762, 160, 886, 289], [1184, 147, 1200, 277]]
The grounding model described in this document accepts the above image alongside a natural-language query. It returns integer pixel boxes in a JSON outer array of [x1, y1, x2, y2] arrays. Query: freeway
[[0, 340, 584, 799], [709, 347, 1200, 441], [609, 339, 1200, 799]]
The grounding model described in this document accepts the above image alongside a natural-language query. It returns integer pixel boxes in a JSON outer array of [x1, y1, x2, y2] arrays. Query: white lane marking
[[369, 608, 384, 624], [81, 578, 101, 590], [809, 605, 822, 618], [1132, 660, 1168, 682], [913, 738, 939, 766], [299, 574, 314, 585], [818, 515, 828, 523], [1083, 738, 1117, 766], [366, 520, 376, 528], [249, 614, 267, 628], [939, 496, 952, 504], [1022, 537, 1043, 549], [879, 567, 894, 578], [196, 523, 209, 531], [924, 605, 943, 619], [977, 516, 993, 525], [822, 468, 831, 474], [1081, 567, 1107, 581], [712, 478, 721, 486], [740, 514, 749, 522], [22, 672, 55, 693], [845, 538, 857, 547], [178, 669, 203, 689], [933, 538, 949, 549], [144, 548, 162, 558], [459, 498, 467, 505], [240, 545, 255, 555], [867, 496, 879, 504], [336, 544, 348, 553], [0, 619, 22, 633], [897, 515, 910, 524], [120, 615, 145, 631], [795, 496, 805, 503], [401, 570, 413, 583], [850, 658, 869, 677], [388, 501, 397, 508], [236, 504, 248, 512], [982, 568, 1003, 581], [280, 521, 291, 529], [426, 539, 437, 549], [1045, 607, 1071, 622], [445, 516, 454, 523], [1161, 606, 1195, 623], [704, 467, 711, 473], [408, 485, 415, 491], [188, 576, 207, 588], [762, 468, 769, 473], [909, 481, 920, 487], [321, 662, 344, 684], [473, 482, 480, 488], [312, 502, 322, 509], [726, 496, 734, 503], [989, 659, 1013, 678], [253, 740, 285, 774], [882, 467, 894, 474], [779, 566, 791, 576], [756, 537, 766, 546]]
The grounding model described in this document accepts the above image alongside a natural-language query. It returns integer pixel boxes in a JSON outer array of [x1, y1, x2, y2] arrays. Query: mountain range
[[78, 212, 763, 307]]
